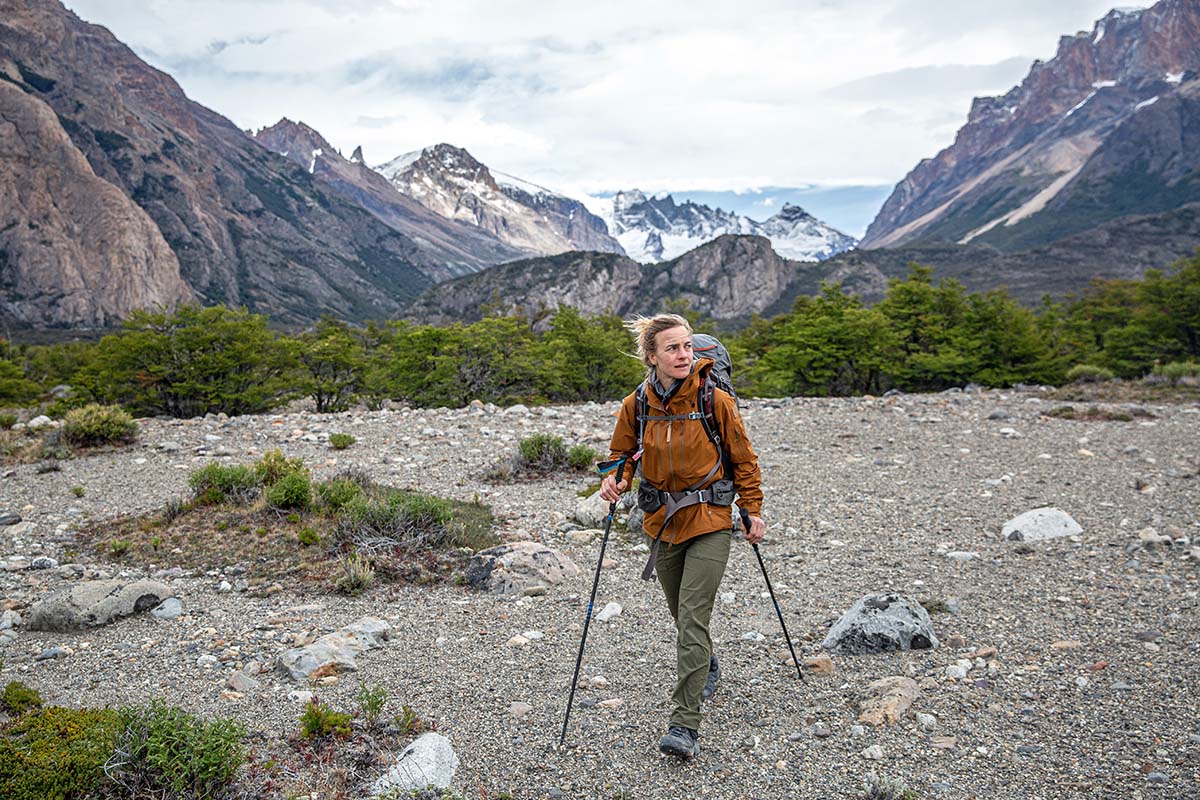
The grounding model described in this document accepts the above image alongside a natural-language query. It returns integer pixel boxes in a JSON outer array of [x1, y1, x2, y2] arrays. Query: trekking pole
[[559, 456, 631, 748], [741, 508, 804, 680]]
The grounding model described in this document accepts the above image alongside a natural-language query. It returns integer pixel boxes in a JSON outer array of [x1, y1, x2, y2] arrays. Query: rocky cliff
[[377, 144, 624, 258], [407, 235, 831, 324], [0, 0, 433, 330], [861, 0, 1200, 253], [253, 120, 526, 281]]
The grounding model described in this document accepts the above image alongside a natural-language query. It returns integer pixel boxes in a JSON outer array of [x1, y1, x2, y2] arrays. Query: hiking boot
[[702, 654, 721, 702], [659, 725, 700, 759]]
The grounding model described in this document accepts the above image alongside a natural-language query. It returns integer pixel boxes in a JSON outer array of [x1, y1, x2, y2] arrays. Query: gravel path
[[2, 388, 1199, 799]]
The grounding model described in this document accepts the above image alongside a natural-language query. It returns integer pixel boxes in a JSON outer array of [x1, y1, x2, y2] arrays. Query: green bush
[[337, 491, 452, 548], [862, 771, 919, 800], [566, 443, 598, 470], [328, 432, 355, 450], [299, 699, 351, 739], [188, 463, 258, 506], [1151, 360, 1200, 382], [0, 706, 123, 800], [70, 485, 86, 498], [356, 684, 387, 724], [266, 470, 312, 510], [111, 701, 245, 799], [1066, 364, 1115, 383], [516, 433, 568, 473], [297, 527, 320, 547], [1, 682, 42, 716], [0, 414, 16, 430], [316, 477, 365, 512], [253, 449, 307, 486], [61, 403, 137, 447]]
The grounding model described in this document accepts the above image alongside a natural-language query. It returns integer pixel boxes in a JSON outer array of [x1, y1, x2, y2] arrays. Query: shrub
[[328, 432, 355, 450], [188, 463, 258, 506], [61, 403, 138, 447], [108, 701, 245, 799], [299, 699, 351, 740], [335, 552, 375, 596], [316, 477, 365, 512], [0, 706, 124, 800], [336, 492, 452, 549], [253, 449, 306, 486], [266, 470, 312, 510], [70, 485, 86, 498], [566, 443, 598, 470], [1, 682, 42, 715], [395, 705, 426, 736], [356, 684, 387, 724], [110, 540, 131, 557], [1065, 364, 1115, 383], [862, 771, 919, 800], [516, 433, 568, 473], [297, 527, 320, 547], [1151, 360, 1200, 383], [0, 414, 16, 430]]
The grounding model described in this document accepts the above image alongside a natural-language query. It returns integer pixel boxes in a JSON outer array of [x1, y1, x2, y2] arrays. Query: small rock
[[802, 655, 834, 676], [197, 654, 219, 668], [0, 610, 21, 629], [0, 512, 22, 526], [151, 597, 183, 620], [1017, 745, 1043, 756], [507, 635, 530, 647], [226, 671, 261, 693], [587, 676, 609, 690], [916, 713, 938, 732], [218, 581, 232, 592], [595, 602, 622, 622], [1051, 640, 1083, 650], [509, 702, 533, 717], [945, 665, 968, 680], [811, 722, 831, 738], [861, 744, 884, 760], [859, 676, 920, 726], [1146, 772, 1168, 784], [1002, 507, 1082, 542], [36, 646, 68, 661], [596, 698, 624, 709], [931, 736, 957, 750], [288, 690, 314, 703], [946, 634, 967, 649]]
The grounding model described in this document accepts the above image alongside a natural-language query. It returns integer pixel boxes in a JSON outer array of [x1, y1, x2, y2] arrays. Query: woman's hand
[[745, 515, 765, 545], [599, 475, 628, 503]]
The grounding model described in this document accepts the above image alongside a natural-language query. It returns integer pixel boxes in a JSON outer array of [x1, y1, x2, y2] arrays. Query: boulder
[[26, 579, 175, 631], [1002, 507, 1082, 542], [859, 676, 920, 726], [150, 597, 183, 620], [276, 615, 392, 681], [466, 542, 579, 595], [371, 733, 459, 796], [822, 593, 938, 655]]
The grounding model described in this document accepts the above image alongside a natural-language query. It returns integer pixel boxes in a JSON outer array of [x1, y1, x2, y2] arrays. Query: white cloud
[[66, 0, 1146, 198]]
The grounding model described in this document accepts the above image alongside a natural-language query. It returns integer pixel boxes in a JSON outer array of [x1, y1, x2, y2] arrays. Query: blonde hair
[[625, 313, 693, 375]]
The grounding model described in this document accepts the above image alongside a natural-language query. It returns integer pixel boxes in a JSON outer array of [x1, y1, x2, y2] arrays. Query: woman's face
[[649, 326, 693, 384]]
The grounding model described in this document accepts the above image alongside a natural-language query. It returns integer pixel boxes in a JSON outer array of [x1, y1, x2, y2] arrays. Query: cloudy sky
[[66, 0, 1146, 230]]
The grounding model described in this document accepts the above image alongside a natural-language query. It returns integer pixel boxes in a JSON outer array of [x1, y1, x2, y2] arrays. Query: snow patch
[[1135, 96, 1159, 110], [1165, 72, 1184, 84], [309, 148, 322, 174], [1091, 80, 1117, 89], [1093, 23, 1105, 44], [1064, 91, 1097, 118]]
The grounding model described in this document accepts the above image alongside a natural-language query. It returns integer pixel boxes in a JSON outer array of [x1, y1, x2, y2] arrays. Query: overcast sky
[[66, 0, 1146, 205]]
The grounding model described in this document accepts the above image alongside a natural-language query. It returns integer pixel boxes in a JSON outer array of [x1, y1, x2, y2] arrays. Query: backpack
[[634, 332, 739, 463]]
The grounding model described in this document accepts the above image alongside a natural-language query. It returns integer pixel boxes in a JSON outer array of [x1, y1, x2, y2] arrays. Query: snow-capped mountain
[[601, 190, 857, 262], [376, 144, 623, 257]]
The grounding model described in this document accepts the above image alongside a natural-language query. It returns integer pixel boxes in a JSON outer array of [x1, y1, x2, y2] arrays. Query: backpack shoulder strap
[[635, 380, 648, 456]]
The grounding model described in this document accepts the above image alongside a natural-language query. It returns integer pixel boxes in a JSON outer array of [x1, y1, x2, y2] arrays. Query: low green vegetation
[[84, 453, 497, 593], [328, 432, 355, 450], [1, 682, 42, 716], [298, 699, 352, 740], [0, 702, 244, 800], [60, 403, 137, 446]]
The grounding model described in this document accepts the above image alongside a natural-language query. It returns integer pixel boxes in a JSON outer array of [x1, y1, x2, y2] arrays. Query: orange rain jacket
[[608, 359, 763, 546]]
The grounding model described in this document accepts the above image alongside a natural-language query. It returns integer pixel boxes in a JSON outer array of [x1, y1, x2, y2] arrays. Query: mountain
[[601, 189, 856, 263], [0, 0, 434, 330], [407, 234, 836, 324], [376, 144, 624, 257], [252, 119, 526, 281], [861, 0, 1200, 252]]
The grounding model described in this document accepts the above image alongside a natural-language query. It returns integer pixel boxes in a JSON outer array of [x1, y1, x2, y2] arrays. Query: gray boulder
[[465, 541, 579, 595], [822, 594, 938, 655], [1002, 507, 1082, 542], [151, 597, 184, 620], [26, 579, 175, 631], [276, 615, 392, 681], [574, 491, 611, 528], [370, 733, 459, 796]]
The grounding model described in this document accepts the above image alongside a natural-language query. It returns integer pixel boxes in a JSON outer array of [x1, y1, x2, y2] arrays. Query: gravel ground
[[2, 387, 1199, 799]]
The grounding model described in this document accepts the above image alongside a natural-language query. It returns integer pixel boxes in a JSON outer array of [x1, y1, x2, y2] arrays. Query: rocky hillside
[[603, 189, 856, 263], [252, 120, 526, 281], [0, 0, 434, 330], [862, 0, 1200, 252], [406, 234, 832, 324], [377, 144, 624, 257]]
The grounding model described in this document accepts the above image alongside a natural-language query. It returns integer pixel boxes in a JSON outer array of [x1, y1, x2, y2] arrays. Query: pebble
[[861, 744, 884, 760], [36, 646, 68, 660], [1146, 772, 1168, 783], [509, 702, 533, 717], [595, 602, 622, 622], [811, 722, 831, 738]]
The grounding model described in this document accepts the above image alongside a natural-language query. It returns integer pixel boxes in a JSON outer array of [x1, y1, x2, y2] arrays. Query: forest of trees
[[2, 252, 1198, 418]]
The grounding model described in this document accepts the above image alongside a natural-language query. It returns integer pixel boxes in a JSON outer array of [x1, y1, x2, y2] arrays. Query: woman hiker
[[599, 313, 765, 759]]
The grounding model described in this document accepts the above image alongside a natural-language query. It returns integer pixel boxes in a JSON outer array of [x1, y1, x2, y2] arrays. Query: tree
[[298, 318, 363, 413], [77, 305, 298, 417]]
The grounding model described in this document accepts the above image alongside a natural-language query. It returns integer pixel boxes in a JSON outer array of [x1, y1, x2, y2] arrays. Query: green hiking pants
[[650, 528, 731, 730]]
